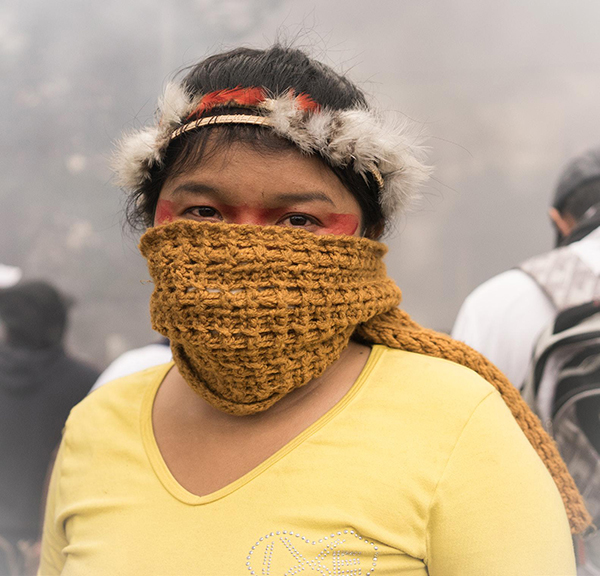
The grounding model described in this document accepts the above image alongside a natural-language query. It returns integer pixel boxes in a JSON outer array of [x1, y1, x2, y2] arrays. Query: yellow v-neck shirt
[[39, 346, 575, 575]]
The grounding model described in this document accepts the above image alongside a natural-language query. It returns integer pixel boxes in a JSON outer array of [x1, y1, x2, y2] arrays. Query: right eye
[[185, 206, 222, 221]]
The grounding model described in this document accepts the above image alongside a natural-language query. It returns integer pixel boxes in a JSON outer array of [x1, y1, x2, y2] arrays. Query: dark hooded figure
[[0, 281, 98, 572]]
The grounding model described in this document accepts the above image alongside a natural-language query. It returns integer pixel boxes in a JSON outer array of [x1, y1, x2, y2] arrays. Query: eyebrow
[[170, 183, 336, 206], [272, 191, 335, 206]]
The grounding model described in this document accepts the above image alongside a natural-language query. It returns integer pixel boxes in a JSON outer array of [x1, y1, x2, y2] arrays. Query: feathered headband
[[113, 83, 430, 218]]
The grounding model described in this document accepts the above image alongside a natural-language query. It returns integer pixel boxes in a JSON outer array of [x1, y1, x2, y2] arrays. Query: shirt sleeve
[[425, 391, 576, 576], [38, 439, 68, 575]]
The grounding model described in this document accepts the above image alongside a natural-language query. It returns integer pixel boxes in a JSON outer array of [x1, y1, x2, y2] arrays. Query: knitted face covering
[[140, 219, 592, 534], [139, 219, 402, 416]]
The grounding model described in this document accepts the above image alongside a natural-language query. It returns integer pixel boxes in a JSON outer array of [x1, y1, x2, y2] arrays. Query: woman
[[39, 45, 589, 575]]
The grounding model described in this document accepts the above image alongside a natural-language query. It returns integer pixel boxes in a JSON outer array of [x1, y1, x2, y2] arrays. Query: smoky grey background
[[2, 0, 600, 368]]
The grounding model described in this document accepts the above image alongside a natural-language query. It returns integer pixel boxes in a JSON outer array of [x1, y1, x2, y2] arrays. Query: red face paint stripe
[[320, 213, 360, 235], [154, 199, 178, 225], [190, 204, 293, 225], [155, 199, 358, 236]]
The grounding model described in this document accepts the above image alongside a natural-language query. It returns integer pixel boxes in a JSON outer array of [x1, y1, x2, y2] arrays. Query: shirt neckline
[[141, 344, 385, 505]]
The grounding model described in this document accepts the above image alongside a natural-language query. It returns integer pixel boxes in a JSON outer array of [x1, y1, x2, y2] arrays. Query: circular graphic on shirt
[[245, 528, 379, 575]]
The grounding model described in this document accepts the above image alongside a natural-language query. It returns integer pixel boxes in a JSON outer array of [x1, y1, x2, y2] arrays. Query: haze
[[2, 0, 599, 365]]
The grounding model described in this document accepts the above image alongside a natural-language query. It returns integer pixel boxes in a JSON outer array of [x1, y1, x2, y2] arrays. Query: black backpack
[[522, 300, 600, 570]]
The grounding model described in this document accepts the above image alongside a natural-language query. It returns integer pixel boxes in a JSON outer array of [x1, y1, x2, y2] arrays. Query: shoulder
[[79, 362, 172, 413], [369, 348, 557, 486], [369, 346, 498, 421], [65, 363, 172, 442], [452, 268, 554, 346], [363, 347, 542, 492], [462, 268, 544, 310]]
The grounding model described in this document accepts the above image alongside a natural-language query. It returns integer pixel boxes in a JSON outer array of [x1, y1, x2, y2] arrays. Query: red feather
[[186, 86, 321, 120], [186, 87, 267, 119], [292, 91, 320, 112]]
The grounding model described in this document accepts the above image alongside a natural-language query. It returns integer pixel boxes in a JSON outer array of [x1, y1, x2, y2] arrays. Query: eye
[[281, 214, 320, 228], [289, 215, 310, 226], [185, 206, 222, 221]]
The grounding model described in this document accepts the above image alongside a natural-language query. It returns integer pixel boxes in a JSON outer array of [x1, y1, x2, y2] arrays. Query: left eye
[[282, 214, 320, 228], [288, 215, 310, 226], [190, 206, 218, 218]]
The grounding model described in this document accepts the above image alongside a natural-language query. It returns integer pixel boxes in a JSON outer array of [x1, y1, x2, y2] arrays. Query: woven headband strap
[[168, 112, 385, 191], [169, 114, 269, 139]]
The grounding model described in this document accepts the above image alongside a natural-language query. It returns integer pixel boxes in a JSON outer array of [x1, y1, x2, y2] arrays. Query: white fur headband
[[113, 82, 430, 219]]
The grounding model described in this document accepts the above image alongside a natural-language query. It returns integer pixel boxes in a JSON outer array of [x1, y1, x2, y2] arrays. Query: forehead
[[161, 138, 353, 204]]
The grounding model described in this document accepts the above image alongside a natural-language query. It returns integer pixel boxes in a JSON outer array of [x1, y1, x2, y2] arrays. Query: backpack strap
[[519, 246, 600, 312], [554, 300, 600, 334]]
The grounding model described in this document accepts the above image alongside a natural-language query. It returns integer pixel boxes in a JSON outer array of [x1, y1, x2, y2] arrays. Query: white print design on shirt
[[245, 528, 380, 575]]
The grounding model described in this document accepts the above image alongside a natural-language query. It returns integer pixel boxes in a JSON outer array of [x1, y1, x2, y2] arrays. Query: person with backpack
[[453, 147, 600, 390], [453, 147, 600, 572]]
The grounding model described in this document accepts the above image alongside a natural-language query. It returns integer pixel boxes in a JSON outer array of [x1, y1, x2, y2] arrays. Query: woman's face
[[154, 139, 363, 236]]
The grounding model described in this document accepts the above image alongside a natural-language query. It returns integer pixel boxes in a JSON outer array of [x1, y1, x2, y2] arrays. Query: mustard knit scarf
[[140, 220, 591, 534]]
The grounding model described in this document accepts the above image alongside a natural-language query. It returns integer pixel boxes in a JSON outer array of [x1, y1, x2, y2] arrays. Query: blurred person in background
[[40, 45, 588, 575], [453, 147, 600, 389], [0, 281, 99, 575]]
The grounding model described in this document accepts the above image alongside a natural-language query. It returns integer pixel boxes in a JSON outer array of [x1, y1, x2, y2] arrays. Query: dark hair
[[0, 281, 69, 349], [126, 45, 385, 238], [560, 178, 600, 221]]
